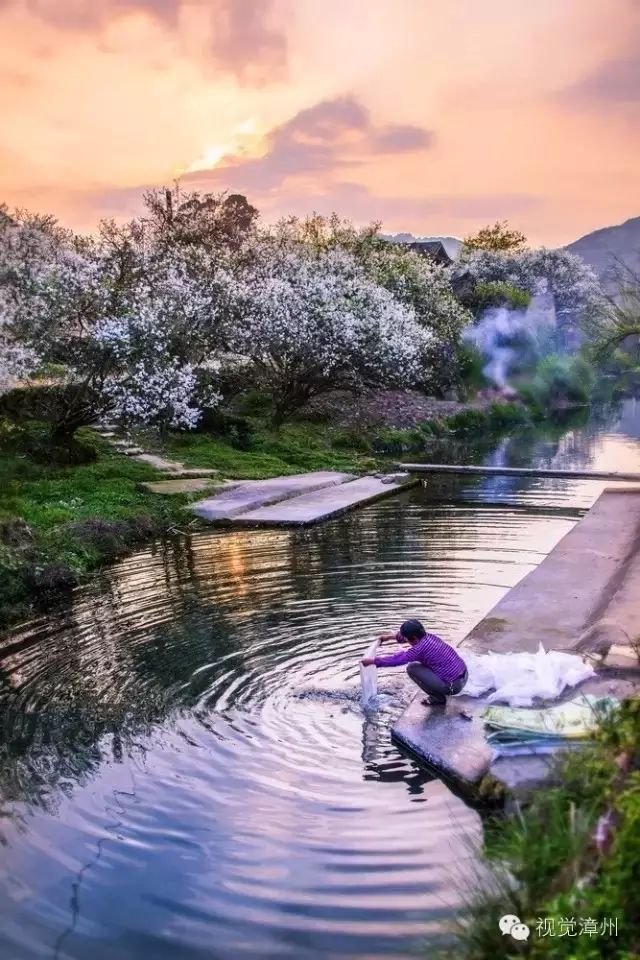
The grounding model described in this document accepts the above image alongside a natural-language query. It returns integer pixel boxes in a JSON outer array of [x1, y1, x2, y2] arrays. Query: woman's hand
[[361, 657, 376, 667]]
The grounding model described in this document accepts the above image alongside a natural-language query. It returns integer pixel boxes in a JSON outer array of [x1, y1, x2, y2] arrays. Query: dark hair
[[399, 619, 426, 642]]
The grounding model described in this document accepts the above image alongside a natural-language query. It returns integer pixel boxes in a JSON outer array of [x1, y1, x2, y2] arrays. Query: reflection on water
[[0, 400, 639, 960]]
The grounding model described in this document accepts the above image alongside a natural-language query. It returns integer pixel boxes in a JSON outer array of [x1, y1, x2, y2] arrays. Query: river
[[0, 399, 639, 960]]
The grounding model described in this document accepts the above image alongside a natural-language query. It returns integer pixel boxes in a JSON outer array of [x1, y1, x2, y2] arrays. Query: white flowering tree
[[95, 252, 226, 430], [362, 243, 471, 390], [227, 242, 431, 423], [255, 216, 471, 394], [0, 207, 63, 393], [460, 247, 604, 324], [0, 211, 226, 436]]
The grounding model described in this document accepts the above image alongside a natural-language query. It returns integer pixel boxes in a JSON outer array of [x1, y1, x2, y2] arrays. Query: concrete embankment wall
[[464, 488, 640, 656]]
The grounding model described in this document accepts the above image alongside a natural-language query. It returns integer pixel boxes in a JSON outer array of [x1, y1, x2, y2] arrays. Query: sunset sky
[[0, 0, 638, 245]]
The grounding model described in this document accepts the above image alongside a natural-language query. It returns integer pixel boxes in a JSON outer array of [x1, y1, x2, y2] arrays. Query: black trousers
[[407, 663, 468, 704]]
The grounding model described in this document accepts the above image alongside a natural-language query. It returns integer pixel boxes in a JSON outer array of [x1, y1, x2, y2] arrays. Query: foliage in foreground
[[0, 426, 195, 620], [446, 699, 640, 958]]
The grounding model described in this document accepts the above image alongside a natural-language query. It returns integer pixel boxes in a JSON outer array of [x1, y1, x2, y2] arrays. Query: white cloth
[[360, 639, 380, 706], [463, 643, 595, 707]]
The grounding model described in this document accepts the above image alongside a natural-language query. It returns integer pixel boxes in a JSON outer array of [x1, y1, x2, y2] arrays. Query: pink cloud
[[183, 96, 434, 193], [0, 0, 287, 82]]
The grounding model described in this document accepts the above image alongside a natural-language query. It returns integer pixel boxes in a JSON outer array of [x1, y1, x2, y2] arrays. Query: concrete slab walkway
[[190, 471, 354, 522], [232, 474, 417, 526]]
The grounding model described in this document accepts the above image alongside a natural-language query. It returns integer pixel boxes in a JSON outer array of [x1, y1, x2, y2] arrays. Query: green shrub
[[30, 362, 69, 382], [488, 401, 531, 429], [445, 699, 640, 959], [233, 389, 276, 419], [0, 383, 103, 436], [216, 366, 249, 401], [521, 355, 595, 414], [197, 407, 255, 450], [457, 342, 488, 396], [330, 428, 372, 452], [371, 427, 424, 455], [473, 281, 532, 311], [0, 420, 99, 465], [447, 409, 489, 433]]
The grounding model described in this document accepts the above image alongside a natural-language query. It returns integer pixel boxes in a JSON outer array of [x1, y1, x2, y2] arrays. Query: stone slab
[[190, 471, 354, 522], [132, 453, 217, 476], [137, 478, 223, 495], [231, 475, 417, 527], [489, 755, 563, 807], [391, 694, 493, 790], [157, 468, 219, 478]]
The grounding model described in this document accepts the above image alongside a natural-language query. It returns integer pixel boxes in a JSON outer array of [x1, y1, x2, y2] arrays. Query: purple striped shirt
[[374, 631, 466, 683]]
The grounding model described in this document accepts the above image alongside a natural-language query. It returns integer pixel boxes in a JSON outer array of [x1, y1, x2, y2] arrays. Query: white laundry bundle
[[463, 643, 595, 707], [360, 639, 380, 706]]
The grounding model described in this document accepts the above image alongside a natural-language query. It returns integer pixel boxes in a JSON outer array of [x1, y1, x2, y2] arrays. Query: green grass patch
[[0, 426, 208, 626], [142, 421, 380, 479]]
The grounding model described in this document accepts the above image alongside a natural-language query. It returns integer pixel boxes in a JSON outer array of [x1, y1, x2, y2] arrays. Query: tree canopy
[[463, 220, 527, 254]]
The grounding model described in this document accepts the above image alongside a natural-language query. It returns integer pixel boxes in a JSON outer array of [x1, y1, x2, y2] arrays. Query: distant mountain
[[566, 216, 640, 285], [382, 232, 462, 260]]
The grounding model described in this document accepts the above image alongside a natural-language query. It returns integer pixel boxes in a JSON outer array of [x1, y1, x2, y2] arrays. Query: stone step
[[131, 453, 218, 476], [137, 478, 227, 495], [191, 471, 354, 522], [157, 468, 220, 479], [231, 474, 416, 527], [391, 694, 493, 791]]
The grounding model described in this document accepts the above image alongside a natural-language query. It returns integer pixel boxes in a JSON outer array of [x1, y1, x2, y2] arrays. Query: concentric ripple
[[0, 402, 639, 960]]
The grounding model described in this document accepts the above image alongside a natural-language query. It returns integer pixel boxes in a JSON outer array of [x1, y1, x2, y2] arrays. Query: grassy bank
[[446, 700, 640, 958], [142, 400, 532, 475], [0, 399, 530, 630], [0, 429, 204, 625]]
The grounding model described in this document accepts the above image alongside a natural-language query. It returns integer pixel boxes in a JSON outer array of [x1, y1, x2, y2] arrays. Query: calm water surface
[[1, 400, 640, 960]]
